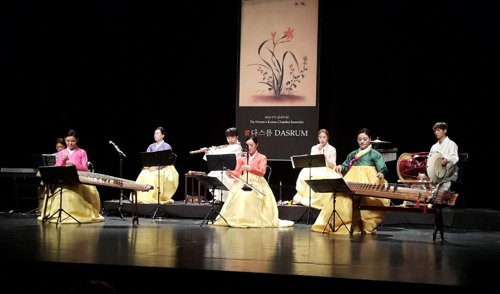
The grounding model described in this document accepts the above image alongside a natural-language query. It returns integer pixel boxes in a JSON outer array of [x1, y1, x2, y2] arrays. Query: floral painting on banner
[[239, 0, 318, 107]]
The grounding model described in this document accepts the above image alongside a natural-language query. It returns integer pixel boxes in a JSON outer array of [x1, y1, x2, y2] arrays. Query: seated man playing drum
[[400, 122, 459, 207], [427, 122, 459, 191]]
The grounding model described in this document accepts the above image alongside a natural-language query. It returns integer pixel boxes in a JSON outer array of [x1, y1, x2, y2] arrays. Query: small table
[[184, 171, 207, 204]]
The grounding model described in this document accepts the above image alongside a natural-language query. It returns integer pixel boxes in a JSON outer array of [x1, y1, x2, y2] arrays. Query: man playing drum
[[428, 122, 459, 191], [401, 122, 459, 207]]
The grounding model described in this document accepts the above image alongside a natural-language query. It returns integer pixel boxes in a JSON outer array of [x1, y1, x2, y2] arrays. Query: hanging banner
[[237, 0, 319, 161]]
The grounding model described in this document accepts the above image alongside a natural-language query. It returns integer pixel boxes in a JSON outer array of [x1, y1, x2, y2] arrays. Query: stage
[[0, 207, 499, 293], [102, 200, 500, 231]]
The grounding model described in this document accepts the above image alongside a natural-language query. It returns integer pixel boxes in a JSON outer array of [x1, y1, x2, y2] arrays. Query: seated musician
[[311, 128, 389, 234], [196, 127, 242, 203], [134, 126, 179, 205], [402, 122, 459, 207], [292, 128, 341, 210], [428, 122, 459, 190], [38, 129, 104, 223], [213, 135, 294, 228]]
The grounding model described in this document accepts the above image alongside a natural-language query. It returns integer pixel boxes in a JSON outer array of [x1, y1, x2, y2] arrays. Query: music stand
[[38, 166, 81, 224], [42, 154, 57, 166], [206, 154, 236, 172], [291, 154, 326, 224], [206, 154, 236, 202], [139, 150, 175, 219], [305, 178, 353, 234], [197, 175, 229, 226]]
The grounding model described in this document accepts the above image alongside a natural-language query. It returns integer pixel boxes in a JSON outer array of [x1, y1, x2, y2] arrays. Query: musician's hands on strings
[[62, 155, 74, 167]]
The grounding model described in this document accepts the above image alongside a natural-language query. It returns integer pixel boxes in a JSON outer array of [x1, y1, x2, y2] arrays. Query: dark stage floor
[[1, 209, 499, 293]]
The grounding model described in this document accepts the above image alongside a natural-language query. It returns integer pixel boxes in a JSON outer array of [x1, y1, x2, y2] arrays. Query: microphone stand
[[110, 142, 127, 220], [117, 152, 126, 220]]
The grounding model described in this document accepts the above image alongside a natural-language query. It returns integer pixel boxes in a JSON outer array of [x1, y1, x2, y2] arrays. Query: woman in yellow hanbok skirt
[[293, 129, 340, 210], [213, 135, 293, 228], [135, 126, 179, 204], [38, 129, 104, 224], [312, 128, 390, 234]]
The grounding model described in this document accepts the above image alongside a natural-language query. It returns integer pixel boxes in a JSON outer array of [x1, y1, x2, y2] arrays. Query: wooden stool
[[184, 171, 207, 204]]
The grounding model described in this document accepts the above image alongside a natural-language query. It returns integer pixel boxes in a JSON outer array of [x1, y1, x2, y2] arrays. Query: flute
[[189, 144, 229, 154]]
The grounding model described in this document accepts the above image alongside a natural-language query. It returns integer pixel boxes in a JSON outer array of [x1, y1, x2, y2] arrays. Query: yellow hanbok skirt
[[213, 173, 294, 228], [293, 166, 342, 210], [311, 166, 389, 234], [135, 165, 179, 204], [38, 183, 104, 224]]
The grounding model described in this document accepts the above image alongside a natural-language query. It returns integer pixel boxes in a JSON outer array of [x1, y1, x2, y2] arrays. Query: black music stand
[[305, 178, 353, 234], [197, 175, 229, 226], [291, 154, 326, 224], [206, 154, 236, 202], [42, 154, 57, 166], [140, 150, 175, 219], [206, 154, 236, 173], [38, 166, 81, 225]]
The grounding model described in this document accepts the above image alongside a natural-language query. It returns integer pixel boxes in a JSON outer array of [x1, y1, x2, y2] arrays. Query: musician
[[54, 137, 66, 154], [292, 128, 340, 209], [201, 127, 242, 203], [38, 129, 104, 223], [213, 135, 293, 228], [311, 128, 389, 234], [429, 122, 459, 191], [135, 126, 179, 204]]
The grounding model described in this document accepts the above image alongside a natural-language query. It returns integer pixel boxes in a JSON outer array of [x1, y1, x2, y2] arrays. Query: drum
[[426, 151, 456, 184], [396, 152, 428, 181]]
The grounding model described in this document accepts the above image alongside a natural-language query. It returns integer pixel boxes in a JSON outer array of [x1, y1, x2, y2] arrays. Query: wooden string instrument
[[77, 171, 153, 192], [347, 182, 458, 206], [225, 168, 266, 196]]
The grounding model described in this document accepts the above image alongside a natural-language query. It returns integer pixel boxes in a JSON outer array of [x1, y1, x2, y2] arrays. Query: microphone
[[109, 141, 126, 157]]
